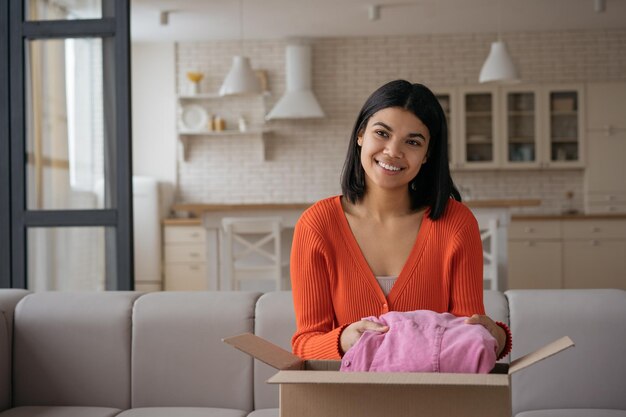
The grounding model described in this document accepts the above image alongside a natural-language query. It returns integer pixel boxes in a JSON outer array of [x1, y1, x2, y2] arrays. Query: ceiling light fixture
[[219, 0, 262, 96], [479, 0, 519, 84], [594, 0, 606, 13]]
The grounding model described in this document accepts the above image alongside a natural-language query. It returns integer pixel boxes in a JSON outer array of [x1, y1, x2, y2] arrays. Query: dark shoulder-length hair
[[340, 79, 461, 220]]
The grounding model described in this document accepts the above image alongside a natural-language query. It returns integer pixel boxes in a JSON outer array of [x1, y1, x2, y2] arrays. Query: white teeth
[[377, 161, 402, 171]]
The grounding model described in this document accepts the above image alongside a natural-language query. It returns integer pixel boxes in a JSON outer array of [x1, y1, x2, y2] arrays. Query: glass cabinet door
[[548, 90, 581, 164], [460, 90, 498, 167], [504, 90, 539, 166]]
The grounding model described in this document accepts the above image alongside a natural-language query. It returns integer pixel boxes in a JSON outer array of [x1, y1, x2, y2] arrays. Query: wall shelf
[[178, 128, 273, 162]]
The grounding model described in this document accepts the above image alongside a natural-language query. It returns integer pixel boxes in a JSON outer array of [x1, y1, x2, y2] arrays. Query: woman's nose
[[384, 139, 403, 158]]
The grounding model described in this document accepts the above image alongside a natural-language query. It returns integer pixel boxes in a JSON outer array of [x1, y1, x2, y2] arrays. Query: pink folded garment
[[340, 310, 497, 373]]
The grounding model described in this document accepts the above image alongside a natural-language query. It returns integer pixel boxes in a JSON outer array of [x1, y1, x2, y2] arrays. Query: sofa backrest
[[0, 289, 30, 412], [253, 290, 510, 410], [507, 289, 626, 415], [254, 291, 296, 410], [131, 291, 261, 411], [13, 291, 141, 409]]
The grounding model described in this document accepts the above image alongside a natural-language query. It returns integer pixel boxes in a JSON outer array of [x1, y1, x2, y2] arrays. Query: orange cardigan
[[290, 196, 485, 359]]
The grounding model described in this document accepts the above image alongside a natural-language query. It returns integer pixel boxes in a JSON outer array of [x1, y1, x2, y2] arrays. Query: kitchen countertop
[[164, 199, 542, 225]]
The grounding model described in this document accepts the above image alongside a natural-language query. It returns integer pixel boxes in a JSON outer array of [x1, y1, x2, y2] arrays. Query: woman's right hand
[[340, 320, 389, 354]]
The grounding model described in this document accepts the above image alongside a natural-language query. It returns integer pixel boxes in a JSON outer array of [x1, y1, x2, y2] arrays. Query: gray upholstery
[[516, 410, 626, 417], [0, 406, 122, 417], [13, 292, 141, 409], [0, 290, 30, 412], [507, 289, 626, 417], [117, 407, 249, 417], [131, 292, 261, 412], [247, 409, 279, 417], [253, 292, 295, 410], [0, 289, 623, 417]]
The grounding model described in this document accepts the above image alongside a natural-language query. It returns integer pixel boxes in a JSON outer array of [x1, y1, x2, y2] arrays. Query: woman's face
[[357, 106, 430, 193]]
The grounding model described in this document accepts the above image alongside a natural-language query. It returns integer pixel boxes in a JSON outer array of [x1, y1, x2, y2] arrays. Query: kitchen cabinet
[[508, 217, 626, 290], [177, 93, 272, 161], [438, 84, 585, 170], [584, 82, 626, 214], [508, 220, 562, 289], [562, 220, 626, 289], [458, 86, 501, 169], [163, 223, 209, 290]]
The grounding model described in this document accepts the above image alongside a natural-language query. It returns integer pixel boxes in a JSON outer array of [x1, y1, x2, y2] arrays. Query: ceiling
[[131, 0, 626, 42]]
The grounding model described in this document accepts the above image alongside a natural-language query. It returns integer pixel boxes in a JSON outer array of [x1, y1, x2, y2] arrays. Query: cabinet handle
[[590, 240, 599, 246], [524, 227, 535, 233], [189, 252, 199, 258], [591, 227, 601, 233], [524, 241, 535, 247]]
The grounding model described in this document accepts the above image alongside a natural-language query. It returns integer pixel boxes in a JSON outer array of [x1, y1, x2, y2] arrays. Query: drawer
[[164, 244, 206, 262], [586, 192, 626, 204], [585, 203, 626, 214], [164, 263, 207, 291], [164, 225, 205, 244], [563, 220, 626, 239], [509, 221, 561, 240]]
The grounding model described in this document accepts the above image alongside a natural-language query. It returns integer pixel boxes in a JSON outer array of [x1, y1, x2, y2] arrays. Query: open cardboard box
[[224, 333, 574, 417]]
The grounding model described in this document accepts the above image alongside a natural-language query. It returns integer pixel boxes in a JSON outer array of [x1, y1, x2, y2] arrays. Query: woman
[[290, 80, 511, 361]]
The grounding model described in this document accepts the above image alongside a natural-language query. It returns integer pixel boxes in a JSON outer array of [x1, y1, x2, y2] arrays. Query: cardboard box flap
[[269, 370, 509, 386], [223, 333, 303, 370], [508, 336, 574, 375]]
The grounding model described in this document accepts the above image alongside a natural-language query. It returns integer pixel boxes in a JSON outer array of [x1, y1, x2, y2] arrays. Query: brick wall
[[175, 29, 626, 214]]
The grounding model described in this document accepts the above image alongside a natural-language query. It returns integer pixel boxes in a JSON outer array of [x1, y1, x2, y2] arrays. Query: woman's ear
[[357, 133, 363, 147]]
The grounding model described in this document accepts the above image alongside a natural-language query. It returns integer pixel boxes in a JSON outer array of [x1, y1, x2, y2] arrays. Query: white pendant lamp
[[219, 0, 261, 96], [479, 40, 519, 84], [479, 0, 519, 84]]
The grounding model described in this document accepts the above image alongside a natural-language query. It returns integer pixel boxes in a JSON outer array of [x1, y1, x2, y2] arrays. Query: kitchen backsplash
[[175, 29, 626, 215]]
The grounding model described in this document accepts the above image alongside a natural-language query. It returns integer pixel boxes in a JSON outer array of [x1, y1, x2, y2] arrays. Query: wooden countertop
[[162, 218, 202, 226], [172, 199, 541, 214]]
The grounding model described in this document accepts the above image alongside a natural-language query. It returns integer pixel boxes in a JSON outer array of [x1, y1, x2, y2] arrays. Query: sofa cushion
[[507, 289, 626, 415], [13, 292, 141, 409], [247, 409, 279, 417], [516, 410, 626, 417], [0, 290, 31, 411], [131, 292, 261, 411], [0, 406, 122, 417], [116, 407, 248, 417], [253, 292, 295, 410]]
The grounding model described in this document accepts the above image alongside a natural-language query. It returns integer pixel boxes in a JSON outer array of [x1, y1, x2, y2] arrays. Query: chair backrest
[[222, 217, 284, 290], [479, 218, 499, 290]]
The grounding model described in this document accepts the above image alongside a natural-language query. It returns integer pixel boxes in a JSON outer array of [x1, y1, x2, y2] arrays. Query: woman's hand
[[465, 314, 507, 356], [340, 320, 389, 354]]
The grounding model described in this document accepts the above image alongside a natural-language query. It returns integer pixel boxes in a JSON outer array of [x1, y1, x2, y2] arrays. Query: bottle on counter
[[213, 115, 226, 132]]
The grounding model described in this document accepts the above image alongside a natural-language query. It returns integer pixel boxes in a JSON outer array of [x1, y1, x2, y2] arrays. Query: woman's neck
[[357, 188, 413, 222]]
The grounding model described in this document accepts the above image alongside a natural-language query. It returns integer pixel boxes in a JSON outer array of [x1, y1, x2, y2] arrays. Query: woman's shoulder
[[430, 198, 478, 232], [297, 195, 343, 231]]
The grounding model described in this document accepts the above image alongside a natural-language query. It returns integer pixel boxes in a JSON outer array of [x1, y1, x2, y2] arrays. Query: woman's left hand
[[465, 314, 506, 356]]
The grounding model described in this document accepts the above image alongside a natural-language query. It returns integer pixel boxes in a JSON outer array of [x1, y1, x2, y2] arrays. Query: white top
[[376, 276, 398, 296]]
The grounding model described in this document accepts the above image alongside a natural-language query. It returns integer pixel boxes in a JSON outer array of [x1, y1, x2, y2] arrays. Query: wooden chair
[[222, 217, 288, 291]]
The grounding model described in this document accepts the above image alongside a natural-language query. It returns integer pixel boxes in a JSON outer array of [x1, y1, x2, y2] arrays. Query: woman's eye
[[407, 139, 421, 146], [375, 130, 388, 138]]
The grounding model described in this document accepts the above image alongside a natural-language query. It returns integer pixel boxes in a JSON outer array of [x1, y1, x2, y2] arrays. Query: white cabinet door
[[586, 82, 626, 131], [563, 239, 626, 289], [508, 240, 562, 289], [500, 86, 542, 169], [458, 86, 501, 169], [542, 85, 585, 168]]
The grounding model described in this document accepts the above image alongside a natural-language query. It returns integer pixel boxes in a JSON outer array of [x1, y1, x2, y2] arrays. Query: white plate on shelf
[[180, 105, 207, 131]]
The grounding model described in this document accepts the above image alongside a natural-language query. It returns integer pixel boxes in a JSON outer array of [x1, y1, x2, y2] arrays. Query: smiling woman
[[289, 80, 512, 364]]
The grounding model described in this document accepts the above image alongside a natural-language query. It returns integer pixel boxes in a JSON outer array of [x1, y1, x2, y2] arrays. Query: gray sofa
[[0, 289, 624, 417]]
